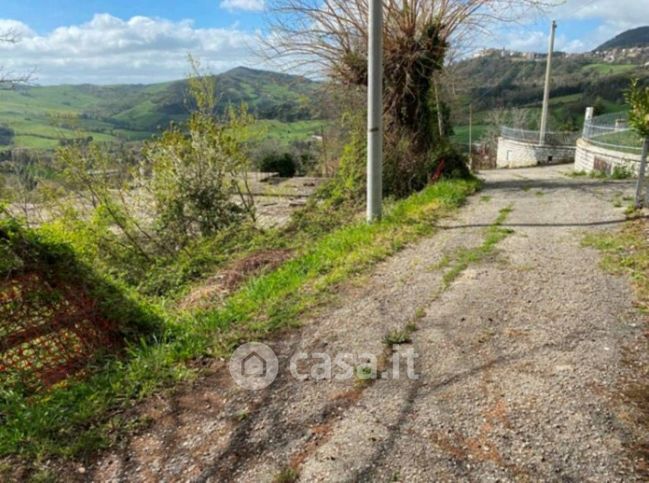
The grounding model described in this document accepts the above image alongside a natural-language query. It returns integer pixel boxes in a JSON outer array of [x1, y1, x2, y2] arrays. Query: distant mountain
[[83, 66, 322, 132], [595, 26, 649, 51], [0, 67, 323, 150]]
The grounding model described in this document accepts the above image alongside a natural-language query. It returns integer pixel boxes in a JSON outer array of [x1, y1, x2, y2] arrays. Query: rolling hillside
[[0, 67, 322, 150], [595, 26, 649, 51], [448, 49, 649, 142]]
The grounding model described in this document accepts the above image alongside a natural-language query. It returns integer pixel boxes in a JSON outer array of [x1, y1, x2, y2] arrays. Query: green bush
[[259, 152, 297, 177], [427, 144, 472, 180], [611, 165, 634, 179]]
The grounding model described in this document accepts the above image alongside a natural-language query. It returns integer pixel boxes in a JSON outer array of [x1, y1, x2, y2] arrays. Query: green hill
[[0, 67, 322, 150], [448, 52, 649, 140], [595, 26, 649, 51]]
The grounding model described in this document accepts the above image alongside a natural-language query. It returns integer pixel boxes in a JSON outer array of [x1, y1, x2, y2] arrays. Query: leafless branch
[[0, 28, 34, 88]]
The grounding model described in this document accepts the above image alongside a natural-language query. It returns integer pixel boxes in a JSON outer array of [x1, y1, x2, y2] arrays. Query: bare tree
[[266, 0, 552, 194], [0, 28, 33, 88]]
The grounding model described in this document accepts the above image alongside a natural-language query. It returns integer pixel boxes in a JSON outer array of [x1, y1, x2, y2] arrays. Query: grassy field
[[257, 119, 327, 145], [451, 124, 488, 145], [582, 63, 638, 75]]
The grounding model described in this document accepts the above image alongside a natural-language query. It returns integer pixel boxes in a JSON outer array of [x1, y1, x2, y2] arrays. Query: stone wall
[[496, 137, 576, 168], [574, 138, 641, 175]]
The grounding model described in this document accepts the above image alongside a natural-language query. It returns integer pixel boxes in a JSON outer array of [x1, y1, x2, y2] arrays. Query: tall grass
[[0, 177, 479, 458]]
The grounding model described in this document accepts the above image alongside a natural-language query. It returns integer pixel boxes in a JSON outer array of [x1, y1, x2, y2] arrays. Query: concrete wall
[[574, 138, 641, 175], [496, 137, 576, 169]]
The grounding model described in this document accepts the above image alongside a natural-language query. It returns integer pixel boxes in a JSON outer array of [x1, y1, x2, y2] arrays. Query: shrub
[[259, 152, 297, 177], [143, 59, 256, 248]]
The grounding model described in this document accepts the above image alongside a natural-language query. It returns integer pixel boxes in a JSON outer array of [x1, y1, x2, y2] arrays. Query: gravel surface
[[86, 165, 647, 482]]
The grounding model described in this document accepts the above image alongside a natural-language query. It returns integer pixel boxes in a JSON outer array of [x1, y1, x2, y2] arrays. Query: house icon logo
[[229, 342, 279, 390]]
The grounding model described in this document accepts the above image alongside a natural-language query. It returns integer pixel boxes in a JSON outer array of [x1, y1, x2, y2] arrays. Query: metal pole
[[635, 137, 649, 208], [468, 104, 473, 169], [539, 20, 557, 146], [367, 0, 383, 222], [582, 106, 594, 138]]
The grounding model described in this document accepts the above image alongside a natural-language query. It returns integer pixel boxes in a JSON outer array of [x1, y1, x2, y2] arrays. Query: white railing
[[582, 112, 643, 155], [500, 126, 579, 147]]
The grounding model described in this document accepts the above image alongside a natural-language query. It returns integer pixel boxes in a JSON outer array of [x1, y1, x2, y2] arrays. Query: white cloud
[[0, 14, 267, 85], [472, 0, 648, 54], [220, 0, 265, 12], [554, 0, 648, 29]]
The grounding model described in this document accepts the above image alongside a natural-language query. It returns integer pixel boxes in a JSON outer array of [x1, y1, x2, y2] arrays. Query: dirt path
[[90, 165, 647, 482]]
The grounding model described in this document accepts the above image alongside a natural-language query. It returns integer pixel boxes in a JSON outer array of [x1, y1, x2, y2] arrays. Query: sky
[[0, 0, 647, 85]]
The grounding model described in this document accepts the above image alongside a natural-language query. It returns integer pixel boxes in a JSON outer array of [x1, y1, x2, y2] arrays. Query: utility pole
[[539, 20, 557, 146], [367, 0, 383, 222]]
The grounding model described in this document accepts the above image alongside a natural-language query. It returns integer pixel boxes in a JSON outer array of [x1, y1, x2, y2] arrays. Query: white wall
[[496, 138, 576, 169], [574, 138, 641, 175]]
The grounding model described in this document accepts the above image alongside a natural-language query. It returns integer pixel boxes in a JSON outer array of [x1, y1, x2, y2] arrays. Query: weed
[[235, 410, 249, 422], [567, 170, 588, 177], [355, 365, 375, 382], [583, 217, 649, 471], [441, 205, 514, 287], [611, 165, 633, 179], [583, 220, 649, 306], [274, 466, 299, 483], [589, 170, 609, 179], [29, 469, 57, 483], [480, 195, 492, 203], [414, 307, 426, 319], [384, 329, 413, 346]]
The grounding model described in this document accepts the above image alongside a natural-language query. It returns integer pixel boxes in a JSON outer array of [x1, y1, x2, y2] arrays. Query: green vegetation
[[582, 64, 638, 75], [258, 119, 326, 146], [383, 325, 415, 346], [583, 220, 649, 298], [451, 53, 649, 135], [274, 467, 300, 483], [0, 174, 479, 459], [437, 206, 514, 287], [626, 79, 649, 138], [583, 216, 649, 469], [450, 124, 488, 145], [611, 165, 634, 179], [0, 67, 321, 151]]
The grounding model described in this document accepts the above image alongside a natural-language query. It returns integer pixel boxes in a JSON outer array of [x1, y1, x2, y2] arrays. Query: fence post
[[635, 137, 649, 208], [582, 107, 594, 138]]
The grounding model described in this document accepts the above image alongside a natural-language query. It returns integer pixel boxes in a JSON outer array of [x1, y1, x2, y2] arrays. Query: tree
[[266, 0, 550, 195], [626, 80, 649, 207]]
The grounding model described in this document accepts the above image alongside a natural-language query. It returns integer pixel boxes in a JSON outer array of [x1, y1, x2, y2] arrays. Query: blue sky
[[0, 1, 646, 85], [0, 0, 265, 33]]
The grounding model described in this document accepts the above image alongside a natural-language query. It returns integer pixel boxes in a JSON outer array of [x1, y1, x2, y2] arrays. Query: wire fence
[[500, 126, 580, 147], [582, 112, 644, 155]]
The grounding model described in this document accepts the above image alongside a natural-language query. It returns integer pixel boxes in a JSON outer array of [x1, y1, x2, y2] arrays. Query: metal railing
[[582, 112, 644, 155], [500, 126, 579, 147]]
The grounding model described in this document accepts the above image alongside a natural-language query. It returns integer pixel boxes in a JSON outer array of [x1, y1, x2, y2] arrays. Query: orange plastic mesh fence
[[0, 272, 120, 391]]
